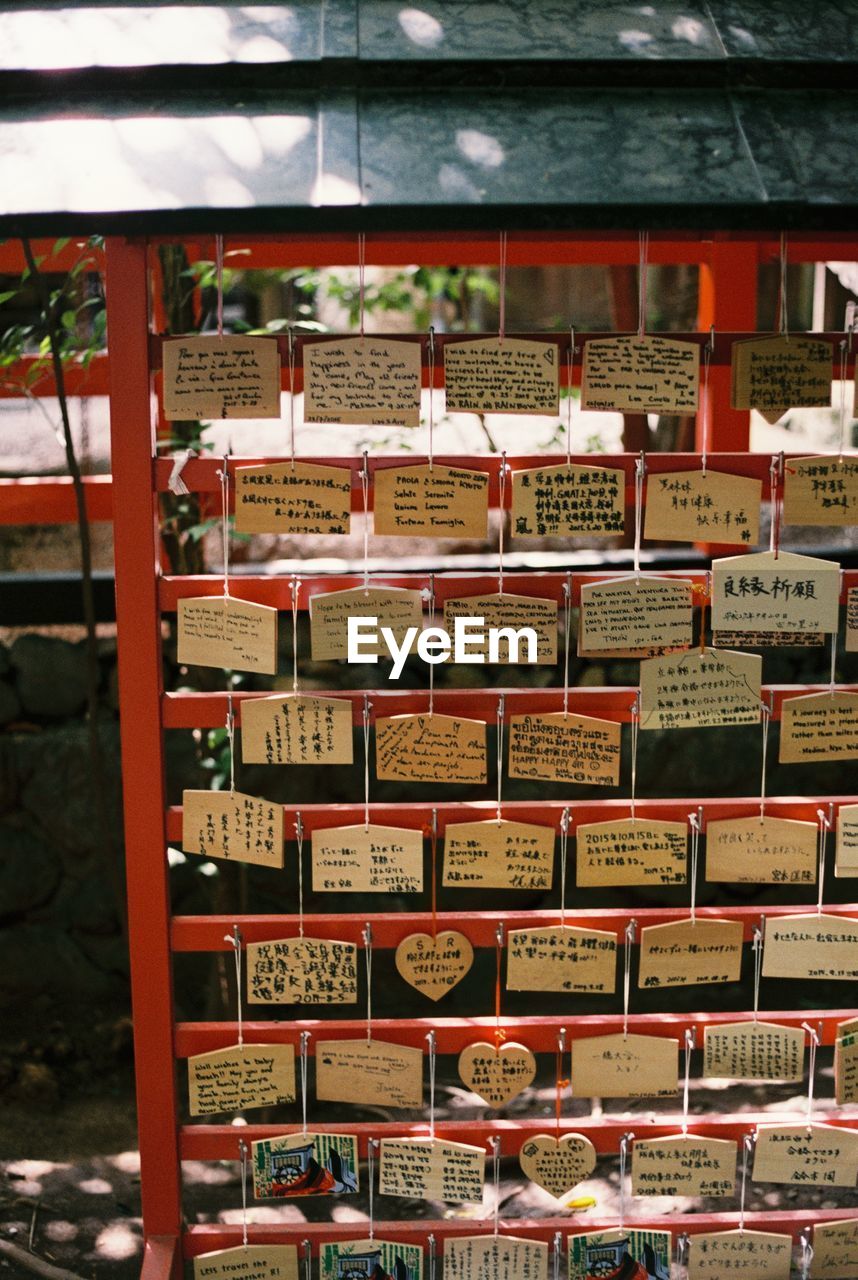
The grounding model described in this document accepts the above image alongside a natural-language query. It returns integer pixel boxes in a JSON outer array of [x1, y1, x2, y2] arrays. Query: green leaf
[[0, 290, 17, 306], [52, 237, 71, 256]]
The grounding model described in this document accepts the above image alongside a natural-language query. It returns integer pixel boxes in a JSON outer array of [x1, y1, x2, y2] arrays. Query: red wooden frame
[[101, 234, 858, 1278]]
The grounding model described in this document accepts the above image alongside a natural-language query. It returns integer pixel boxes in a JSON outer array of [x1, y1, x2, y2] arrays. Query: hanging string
[[224, 924, 243, 1047], [562, 571, 572, 717], [360, 451, 370, 593], [801, 1021, 820, 1127], [498, 232, 508, 344], [426, 1030, 437, 1139], [769, 454, 783, 558], [566, 328, 576, 465], [817, 807, 830, 915], [287, 328, 297, 468], [430, 808, 438, 940], [295, 812, 305, 937], [559, 807, 570, 927], [829, 627, 838, 697], [363, 921, 373, 1045], [629, 692, 640, 819], [618, 1133, 633, 1232], [494, 923, 506, 1049], [752, 926, 764, 1023], [700, 327, 714, 476], [738, 1133, 754, 1230], [238, 1138, 249, 1249], [299, 1030, 310, 1135], [681, 1027, 695, 1135], [496, 694, 505, 825], [357, 233, 366, 339], [778, 232, 789, 338], [226, 692, 236, 793], [838, 338, 849, 461], [490, 1135, 501, 1235], [290, 576, 300, 691], [677, 1235, 690, 1275], [427, 572, 436, 716], [637, 232, 649, 337], [428, 1235, 436, 1280], [552, 1231, 563, 1280], [498, 452, 508, 594], [633, 453, 645, 577], [428, 327, 436, 471], [303, 1241, 312, 1280], [688, 807, 702, 924], [759, 697, 771, 821], [217, 455, 231, 597], [362, 693, 372, 830], [555, 1027, 568, 1141], [215, 233, 224, 338], [367, 1138, 378, 1242], [623, 919, 637, 1039], [801, 1230, 814, 1280]]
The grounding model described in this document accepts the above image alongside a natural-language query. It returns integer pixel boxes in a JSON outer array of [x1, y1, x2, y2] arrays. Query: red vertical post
[[105, 238, 182, 1264], [698, 240, 758, 452]]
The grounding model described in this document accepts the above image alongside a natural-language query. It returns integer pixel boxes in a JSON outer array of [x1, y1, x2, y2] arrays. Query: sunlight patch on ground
[[93, 1221, 140, 1260], [79, 1176, 114, 1195]]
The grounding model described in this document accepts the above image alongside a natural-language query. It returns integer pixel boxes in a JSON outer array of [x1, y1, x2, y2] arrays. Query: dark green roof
[[1, 1, 856, 232]]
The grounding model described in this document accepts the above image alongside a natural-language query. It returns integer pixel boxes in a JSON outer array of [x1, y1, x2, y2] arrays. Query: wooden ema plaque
[[311, 823, 423, 893], [631, 1134, 737, 1198], [644, 468, 761, 546], [442, 592, 558, 664], [442, 819, 555, 890], [252, 1132, 359, 1199], [753, 1123, 858, 1187], [687, 1230, 792, 1279], [444, 1234, 548, 1280], [303, 336, 421, 426], [373, 463, 489, 538], [234, 461, 352, 535], [812, 1217, 858, 1278], [376, 712, 487, 783], [703, 1022, 804, 1082], [638, 918, 744, 988], [246, 936, 358, 1005], [506, 925, 616, 993], [182, 789, 283, 868], [836, 803, 858, 878], [519, 1133, 596, 1199], [511, 462, 624, 538], [570, 1033, 678, 1099], [457, 1041, 537, 1108], [581, 334, 699, 413], [395, 930, 474, 1001], [320, 1240, 423, 1280], [163, 335, 280, 420], [444, 337, 560, 414], [730, 334, 832, 418], [193, 1245, 299, 1280], [711, 549, 840, 634], [762, 913, 858, 980], [639, 648, 762, 730], [241, 694, 354, 766], [835, 1019, 858, 1105], [508, 711, 621, 786], [705, 815, 817, 885], [315, 1038, 423, 1109], [578, 575, 693, 656], [309, 585, 423, 661], [568, 1230, 671, 1280], [379, 1136, 484, 1203], [779, 691, 858, 764], [177, 596, 277, 675], [188, 1043, 296, 1117], [576, 816, 687, 887], [784, 454, 858, 526]]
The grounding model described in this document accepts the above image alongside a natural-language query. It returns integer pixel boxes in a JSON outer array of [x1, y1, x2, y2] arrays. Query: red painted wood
[[139, 1236, 181, 1280], [174, 1009, 851, 1057], [106, 237, 182, 1240], [170, 905, 858, 952], [162, 684, 858, 729], [0, 475, 113, 525]]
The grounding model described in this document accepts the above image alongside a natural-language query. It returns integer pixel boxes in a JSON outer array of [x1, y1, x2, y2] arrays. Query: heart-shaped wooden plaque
[[457, 1041, 536, 1107], [519, 1133, 597, 1199], [395, 930, 474, 1002]]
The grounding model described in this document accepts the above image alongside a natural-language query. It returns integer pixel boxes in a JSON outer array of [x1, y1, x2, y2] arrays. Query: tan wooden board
[[376, 712, 487, 783], [457, 1041, 537, 1108], [812, 1216, 858, 1278], [711, 549, 840, 634], [177, 596, 277, 674], [645, 468, 761, 545], [511, 463, 624, 538], [705, 815, 817, 885], [442, 819, 555, 891], [712, 628, 824, 647], [576, 816, 687, 887], [581, 334, 699, 412], [182, 789, 284, 868], [251, 1132, 359, 1199], [193, 1245, 299, 1280], [315, 1038, 423, 1109], [570, 1033, 678, 1099], [444, 1235, 548, 1280], [444, 337, 559, 414], [309, 586, 423, 661], [519, 1133, 596, 1200], [246, 936, 358, 1005], [703, 1021, 804, 1082], [379, 1136, 484, 1204], [639, 648, 761, 730], [241, 694, 354, 766], [508, 711, 621, 786], [753, 1123, 858, 1187], [163, 335, 281, 420], [783, 454, 858, 526], [395, 930, 474, 1002], [506, 925, 616, 993], [638, 918, 744, 988], [837, 803, 858, 878], [731, 334, 832, 413], [762, 913, 858, 980], [234, 460, 352, 535], [579, 575, 693, 655], [373, 463, 489, 538], [303, 337, 421, 426], [631, 1134, 737, 1198], [311, 823, 423, 893], [780, 691, 858, 763], [188, 1043, 296, 1116], [320, 1241, 423, 1280], [568, 1229, 671, 1279], [442, 592, 558, 664], [687, 1230, 792, 1279]]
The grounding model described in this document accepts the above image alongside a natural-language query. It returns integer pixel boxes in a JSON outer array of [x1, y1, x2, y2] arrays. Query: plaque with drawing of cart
[[252, 1132, 358, 1199]]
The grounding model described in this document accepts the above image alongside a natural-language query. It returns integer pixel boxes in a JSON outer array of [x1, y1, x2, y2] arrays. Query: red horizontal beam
[[160, 569, 858, 611], [153, 451, 842, 503], [162, 685, 858, 729], [183, 1209, 858, 1255], [171, 905, 858, 953], [166, 796, 858, 843], [175, 1010, 853, 1058], [181, 1115, 858, 1162], [0, 475, 113, 525], [0, 353, 110, 399]]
